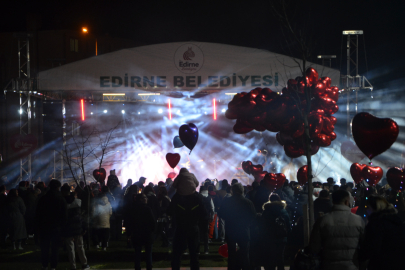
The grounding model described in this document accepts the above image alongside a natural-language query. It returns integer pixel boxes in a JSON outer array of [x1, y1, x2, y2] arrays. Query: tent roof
[[37, 41, 340, 93]]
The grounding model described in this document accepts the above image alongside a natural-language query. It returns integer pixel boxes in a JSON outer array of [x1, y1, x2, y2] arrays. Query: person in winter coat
[[359, 195, 405, 270], [143, 185, 159, 222], [106, 170, 120, 191], [199, 186, 214, 254], [61, 185, 90, 270], [259, 194, 291, 270], [218, 183, 256, 270], [35, 179, 67, 270], [0, 185, 8, 248], [172, 168, 199, 196], [128, 193, 157, 270], [92, 193, 112, 250], [4, 189, 27, 250], [308, 190, 364, 270], [313, 189, 333, 220], [157, 186, 171, 247], [168, 189, 208, 270]]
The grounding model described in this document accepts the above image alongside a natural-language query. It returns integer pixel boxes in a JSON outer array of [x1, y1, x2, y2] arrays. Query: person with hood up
[[258, 194, 291, 270], [61, 185, 90, 270], [172, 168, 199, 196], [92, 193, 112, 250], [360, 195, 405, 270]]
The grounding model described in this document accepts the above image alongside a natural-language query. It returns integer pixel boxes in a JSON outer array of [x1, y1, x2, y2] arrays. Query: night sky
[[2, 0, 405, 89]]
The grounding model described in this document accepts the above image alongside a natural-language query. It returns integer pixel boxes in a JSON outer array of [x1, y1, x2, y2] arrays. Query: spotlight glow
[[121, 110, 125, 114], [222, 108, 226, 113], [81, 99, 85, 121], [158, 109, 163, 114], [103, 110, 107, 113], [213, 98, 217, 120]]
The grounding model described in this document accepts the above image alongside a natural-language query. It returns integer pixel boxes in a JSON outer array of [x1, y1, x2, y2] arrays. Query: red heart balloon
[[242, 161, 253, 175], [253, 170, 268, 182], [350, 163, 367, 184], [233, 122, 254, 134], [386, 167, 405, 191], [341, 141, 365, 163], [251, 164, 263, 174], [362, 165, 383, 186], [313, 133, 331, 147], [306, 67, 319, 85], [168, 172, 177, 179], [262, 173, 286, 190], [284, 143, 305, 158], [297, 165, 308, 185], [218, 244, 229, 258], [352, 113, 399, 160], [93, 168, 107, 182], [308, 114, 324, 138], [321, 77, 331, 88], [166, 153, 180, 169], [311, 81, 326, 98]]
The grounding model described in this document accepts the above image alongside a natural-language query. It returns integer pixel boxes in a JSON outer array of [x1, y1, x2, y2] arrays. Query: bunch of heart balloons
[[350, 163, 383, 186], [226, 68, 338, 158], [166, 123, 199, 169], [242, 161, 267, 181], [241, 160, 286, 190]]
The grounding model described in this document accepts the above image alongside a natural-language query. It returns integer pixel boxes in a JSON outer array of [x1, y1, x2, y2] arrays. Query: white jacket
[[92, 196, 112, 228]]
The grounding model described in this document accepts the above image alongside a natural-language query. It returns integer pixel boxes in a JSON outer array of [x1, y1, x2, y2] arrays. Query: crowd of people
[[0, 168, 405, 270]]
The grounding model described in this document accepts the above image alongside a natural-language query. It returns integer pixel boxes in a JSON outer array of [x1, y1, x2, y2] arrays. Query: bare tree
[[269, 0, 323, 231], [60, 121, 121, 249]]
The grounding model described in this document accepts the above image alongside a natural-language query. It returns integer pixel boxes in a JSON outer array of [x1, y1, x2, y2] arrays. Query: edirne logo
[[174, 43, 204, 74]]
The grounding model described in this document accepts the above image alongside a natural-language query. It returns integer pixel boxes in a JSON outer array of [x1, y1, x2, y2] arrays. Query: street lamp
[[82, 27, 88, 33]]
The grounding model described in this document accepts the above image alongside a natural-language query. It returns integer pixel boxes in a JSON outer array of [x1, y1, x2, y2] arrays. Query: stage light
[[213, 98, 217, 120], [19, 109, 22, 114], [138, 93, 160, 96], [103, 93, 125, 96], [158, 109, 163, 114], [222, 108, 226, 113], [81, 99, 85, 121], [121, 110, 125, 114], [91, 112, 93, 115], [177, 110, 180, 114], [225, 93, 237, 95], [138, 112, 140, 114], [103, 110, 107, 113], [168, 99, 172, 120]]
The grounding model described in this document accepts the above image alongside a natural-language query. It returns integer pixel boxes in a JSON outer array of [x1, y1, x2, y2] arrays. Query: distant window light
[[70, 39, 79, 52]]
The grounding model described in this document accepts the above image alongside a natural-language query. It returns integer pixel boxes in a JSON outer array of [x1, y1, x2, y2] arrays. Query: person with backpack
[[198, 186, 214, 254], [168, 187, 207, 270], [259, 194, 291, 270]]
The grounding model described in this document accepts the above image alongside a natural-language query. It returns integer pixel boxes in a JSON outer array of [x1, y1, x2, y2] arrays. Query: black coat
[[360, 208, 405, 270], [61, 195, 83, 237], [168, 192, 207, 228], [313, 197, 333, 220], [218, 193, 256, 241], [35, 189, 67, 234], [127, 202, 156, 243], [145, 192, 159, 221]]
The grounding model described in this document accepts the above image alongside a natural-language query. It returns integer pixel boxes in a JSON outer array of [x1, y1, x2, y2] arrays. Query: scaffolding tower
[[341, 30, 373, 137]]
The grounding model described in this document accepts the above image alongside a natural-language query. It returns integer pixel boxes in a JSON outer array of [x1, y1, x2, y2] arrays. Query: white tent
[[38, 42, 340, 93]]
